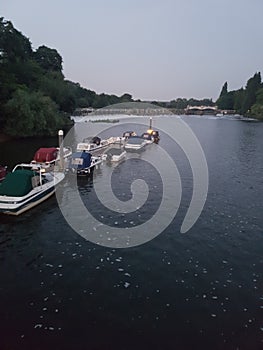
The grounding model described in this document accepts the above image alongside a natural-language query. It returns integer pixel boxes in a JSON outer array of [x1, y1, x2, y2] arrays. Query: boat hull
[[0, 171, 64, 216], [67, 157, 102, 176], [124, 143, 146, 151], [0, 187, 55, 215]]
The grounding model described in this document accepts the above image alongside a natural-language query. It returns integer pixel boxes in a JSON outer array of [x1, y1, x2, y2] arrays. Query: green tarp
[[0, 169, 35, 197]]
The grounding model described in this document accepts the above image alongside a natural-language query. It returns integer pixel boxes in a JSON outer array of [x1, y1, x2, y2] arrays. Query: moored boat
[[122, 131, 136, 140], [67, 151, 102, 176], [0, 163, 64, 215], [124, 136, 147, 151], [31, 146, 72, 168], [141, 132, 154, 144], [77, 136, 120, 153], [150, 130, 160, 143], [146, 117, 160, 143], [104, 147, 126, 162]]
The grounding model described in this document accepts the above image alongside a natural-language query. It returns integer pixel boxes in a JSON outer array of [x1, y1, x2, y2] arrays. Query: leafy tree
[[241, 72, 261, 114], [4, 89, 66, 136], [219, 82, 228, 97], [255, 88, 263, 104], [169, 98, 188, 109], [120, 93, 133, 102], [216, 81, 235, 109], [38, 72, 76, 113], [233, 88, 245, 113], [250, 88, 263, 119], [93, 93, 110, 108], [250, 103, 263, 120], [34, 45, 62, 72], [217, 91, 234, 110], [0, 17, 32, 63]]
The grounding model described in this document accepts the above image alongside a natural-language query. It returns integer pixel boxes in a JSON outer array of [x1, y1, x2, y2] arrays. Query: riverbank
[[0, 133, 13, 143]]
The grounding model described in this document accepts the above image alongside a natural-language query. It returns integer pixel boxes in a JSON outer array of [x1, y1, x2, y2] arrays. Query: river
[[0, 115, 262, 350]]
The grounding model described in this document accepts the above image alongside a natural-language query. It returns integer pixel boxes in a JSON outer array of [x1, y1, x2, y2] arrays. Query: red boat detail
[[0, 165, 7, 181], [33, 147, 58, 163]]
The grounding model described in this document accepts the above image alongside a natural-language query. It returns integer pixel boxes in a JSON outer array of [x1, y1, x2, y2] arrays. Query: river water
[[0, 115, 262, 350]]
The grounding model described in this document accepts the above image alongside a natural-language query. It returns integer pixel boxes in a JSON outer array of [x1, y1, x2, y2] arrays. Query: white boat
[[0, 163, 65, 215], [67, 151, 103, 176], [141, 132, 154, 144], [122, 131, 136, 140], [145, 118, 160, 143], [77, 136, 121, 153], [124, 136, 147, 151], [104, 148, 126, 162], [31, 146, 72, 169]]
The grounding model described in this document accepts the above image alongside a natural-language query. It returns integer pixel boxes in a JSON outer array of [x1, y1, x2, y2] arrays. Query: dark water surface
[[0, 116, 262, 350]]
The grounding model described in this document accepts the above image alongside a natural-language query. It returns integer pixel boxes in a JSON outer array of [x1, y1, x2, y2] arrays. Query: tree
[[249, 88, 263, 119], [233, 88, 245, 113], [120, 93, 133, 102], [217, 91, 234, 110], [34, 45, 62, 72], [4, 89, 65, 136], [241, 72, 261, 114], [0, 17, 32, 63], [219, 82, 228, 98], [217, 81, 235, 110]]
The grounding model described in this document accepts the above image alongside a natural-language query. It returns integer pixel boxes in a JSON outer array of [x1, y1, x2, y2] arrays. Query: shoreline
[[0, 133, 12, 143]]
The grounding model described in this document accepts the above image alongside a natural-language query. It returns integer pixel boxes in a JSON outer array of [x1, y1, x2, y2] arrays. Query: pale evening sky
[[2, 0, 263, 101]]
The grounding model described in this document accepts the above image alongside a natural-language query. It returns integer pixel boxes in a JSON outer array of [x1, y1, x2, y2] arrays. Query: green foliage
[[168, 98, 188, 109], [120, 93, 133, 102], [241, 72, 261, 114], [38, 72, 76, 113], [0, 17, 73, 136], [250, 103, 263, 120], [255, 88, 263, 104], [0, 17, 32, 63], [219, 82, 228, 97], [217, 73, 262, 117], [4, 89, 65, 137], [233, 88, 245, 112], [217, 90, 234, 110], [154, 98, 214, 109], [33, 45, 62, 72], [249, 88, 263, 120]]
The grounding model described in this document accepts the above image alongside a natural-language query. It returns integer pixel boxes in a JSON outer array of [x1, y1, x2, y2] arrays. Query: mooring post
[[58, 130, 64, 171]]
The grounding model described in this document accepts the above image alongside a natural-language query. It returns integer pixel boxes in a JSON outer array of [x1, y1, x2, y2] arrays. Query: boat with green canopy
[[0, 163, 64, 215]]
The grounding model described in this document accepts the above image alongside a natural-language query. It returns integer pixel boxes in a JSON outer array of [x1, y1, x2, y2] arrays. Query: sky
[[2, 0, 263, 101]]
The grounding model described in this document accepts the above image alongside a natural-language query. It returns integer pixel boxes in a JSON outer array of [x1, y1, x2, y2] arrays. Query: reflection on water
[[0, 116, 263, 350]]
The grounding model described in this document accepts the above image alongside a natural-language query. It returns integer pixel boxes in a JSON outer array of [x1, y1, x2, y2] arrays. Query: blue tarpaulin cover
[[69, 152, 92, 169]]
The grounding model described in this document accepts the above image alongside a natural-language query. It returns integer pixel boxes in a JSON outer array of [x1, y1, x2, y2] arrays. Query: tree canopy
[[216, 72, 263, 118]]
